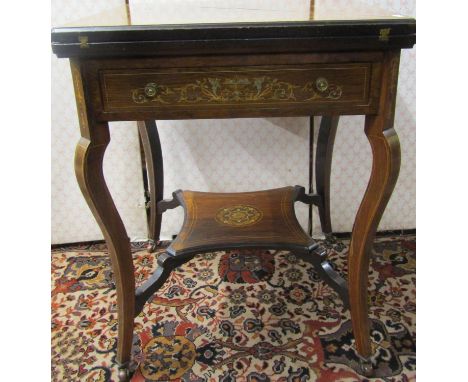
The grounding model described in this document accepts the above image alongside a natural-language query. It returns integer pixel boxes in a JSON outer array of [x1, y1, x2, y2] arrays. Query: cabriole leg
[[71, 60, 135, 381], [348, 50, 402, 376]]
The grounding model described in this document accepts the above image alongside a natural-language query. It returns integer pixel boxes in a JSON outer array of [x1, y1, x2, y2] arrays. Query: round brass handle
[[315, 77, 329, 92], [144, 83, 157, 98]]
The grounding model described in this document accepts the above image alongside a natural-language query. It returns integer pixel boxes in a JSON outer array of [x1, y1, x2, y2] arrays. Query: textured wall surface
[[311, 0, 416, 234], [51, 0, 415, 244], [51, 0, 148, 244]]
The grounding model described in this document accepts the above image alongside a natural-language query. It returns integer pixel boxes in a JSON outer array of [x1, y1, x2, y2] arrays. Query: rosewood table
[[52, 8, 415, 380]]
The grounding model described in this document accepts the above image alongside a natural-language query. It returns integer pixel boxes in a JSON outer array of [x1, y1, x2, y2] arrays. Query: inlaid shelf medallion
[[215, 204, 263, 227], [132, 76, 343, 105]]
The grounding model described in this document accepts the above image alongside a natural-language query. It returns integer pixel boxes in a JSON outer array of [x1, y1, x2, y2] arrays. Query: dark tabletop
[[51, 4, 415, 58]]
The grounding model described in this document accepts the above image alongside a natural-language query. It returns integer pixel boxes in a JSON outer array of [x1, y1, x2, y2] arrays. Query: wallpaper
[[51, 0, 148, 244], [51, 0, 415, 244]]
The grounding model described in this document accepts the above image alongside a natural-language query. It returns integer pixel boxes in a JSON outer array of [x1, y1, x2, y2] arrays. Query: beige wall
[[51, 0, 415, 244]]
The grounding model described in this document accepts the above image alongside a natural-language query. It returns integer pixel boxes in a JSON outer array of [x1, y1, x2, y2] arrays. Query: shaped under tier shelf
[[166, 186, 316, 256], [135, 185, 349, 316]]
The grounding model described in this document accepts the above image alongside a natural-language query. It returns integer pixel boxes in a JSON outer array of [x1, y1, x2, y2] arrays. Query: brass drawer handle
[[144, 83, 157, 98], [315, 77, 329, 92]]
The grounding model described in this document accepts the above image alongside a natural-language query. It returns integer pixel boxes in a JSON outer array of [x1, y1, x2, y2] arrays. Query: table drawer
[[97, 63, 380, 119]]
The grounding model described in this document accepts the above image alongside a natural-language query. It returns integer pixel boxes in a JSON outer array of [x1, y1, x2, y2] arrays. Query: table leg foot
[[118, 364, 131, 382], [358, 357, 374, 377], [146, 240, 158, 253]]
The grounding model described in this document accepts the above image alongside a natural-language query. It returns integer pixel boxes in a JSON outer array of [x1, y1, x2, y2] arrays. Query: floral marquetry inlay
[[132, 76, 343, 105], [215, 205, 263, 227]]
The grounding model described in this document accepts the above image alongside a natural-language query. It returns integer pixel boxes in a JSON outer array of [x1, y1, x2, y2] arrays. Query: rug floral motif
[[51, 236, 416, 382]]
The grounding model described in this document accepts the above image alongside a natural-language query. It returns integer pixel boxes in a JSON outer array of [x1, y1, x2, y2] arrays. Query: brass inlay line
[[174, 196, 197, 249], [280, 189, 309, 242]]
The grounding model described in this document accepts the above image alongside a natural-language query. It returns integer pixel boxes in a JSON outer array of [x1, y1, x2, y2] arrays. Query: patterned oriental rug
[[51, 235, 416, 382]]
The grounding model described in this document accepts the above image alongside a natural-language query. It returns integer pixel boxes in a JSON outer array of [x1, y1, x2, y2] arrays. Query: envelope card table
[[52, 7, 415, 379]]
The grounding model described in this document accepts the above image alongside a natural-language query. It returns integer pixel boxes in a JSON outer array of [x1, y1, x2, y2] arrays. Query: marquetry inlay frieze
[[132, 75, 343, 105]]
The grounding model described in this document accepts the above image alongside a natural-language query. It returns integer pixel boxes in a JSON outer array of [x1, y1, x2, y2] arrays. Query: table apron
[[82, 52, 384, 121]]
